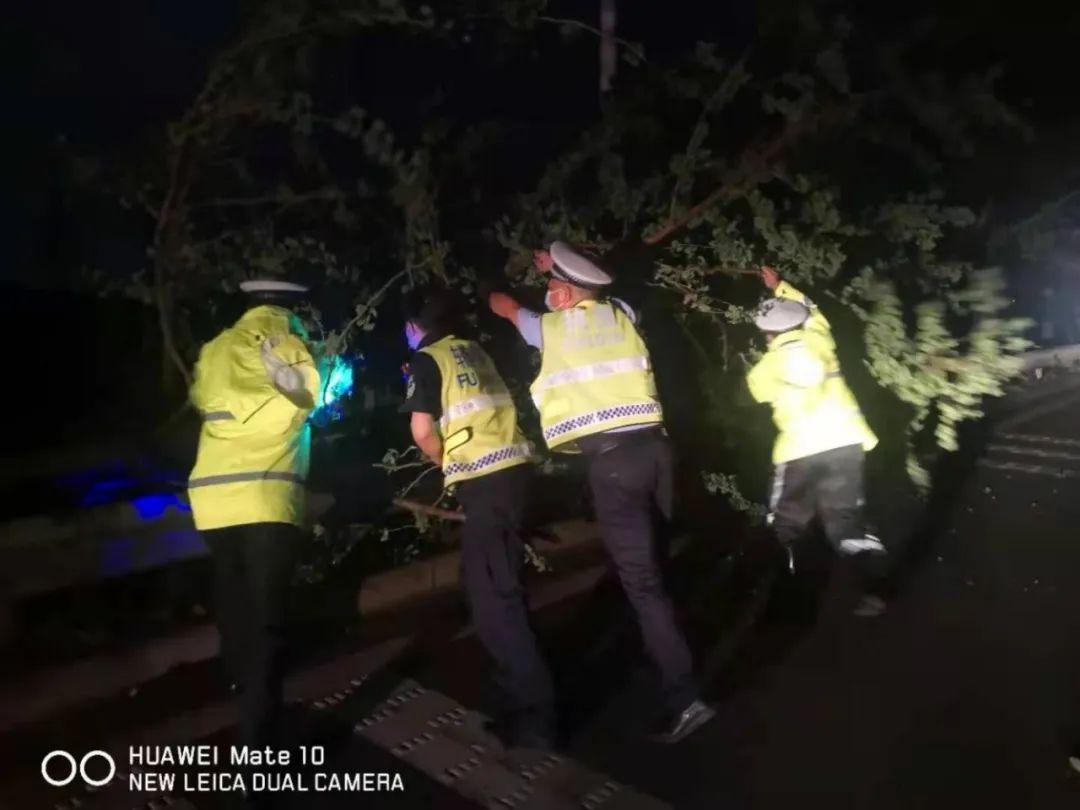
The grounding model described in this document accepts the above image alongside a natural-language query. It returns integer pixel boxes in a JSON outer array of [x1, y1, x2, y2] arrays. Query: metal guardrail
[[1018, 343, 1080, 372]]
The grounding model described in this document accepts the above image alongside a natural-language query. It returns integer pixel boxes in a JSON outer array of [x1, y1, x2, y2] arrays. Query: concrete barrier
[[0, 492, 335, 602], [0, 520, 603, 733], [357, 519, 601, 614]]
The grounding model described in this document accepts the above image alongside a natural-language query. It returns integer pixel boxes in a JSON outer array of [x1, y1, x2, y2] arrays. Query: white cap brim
[[754, 299, 810, 332], [239, 280, 310, 294], [549, 241, 612, 288]]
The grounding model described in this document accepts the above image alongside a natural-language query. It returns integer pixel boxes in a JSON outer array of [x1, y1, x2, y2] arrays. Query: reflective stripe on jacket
[[187, 305, 320, 530], [531, 300, 663, 452], [747, 282, 877, 464], [420, 336, 533, 486]]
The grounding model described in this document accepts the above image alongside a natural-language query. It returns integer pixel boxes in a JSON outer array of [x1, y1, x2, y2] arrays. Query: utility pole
[[599, 0, 617, 97]]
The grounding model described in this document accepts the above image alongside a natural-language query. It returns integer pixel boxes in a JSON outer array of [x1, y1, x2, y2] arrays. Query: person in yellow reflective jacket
[[188, 278, 320, 750], [400, 288, 555, 750], [747, 266, 889, 618], [489, 243, 714, 745]]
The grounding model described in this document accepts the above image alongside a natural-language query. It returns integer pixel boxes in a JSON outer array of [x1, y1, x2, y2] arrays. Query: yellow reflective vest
[[531, 299, 663, 452], [747, 282, 877, 464], [420, 336, 534, 486], [187, 305, 320, 531]]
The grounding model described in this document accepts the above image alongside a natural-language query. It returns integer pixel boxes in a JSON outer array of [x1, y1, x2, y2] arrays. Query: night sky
[[5, 0, 1080, 287]]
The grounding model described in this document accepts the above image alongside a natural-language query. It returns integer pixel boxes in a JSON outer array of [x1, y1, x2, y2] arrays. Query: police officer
[[187, 279, 320, 750], [401, 289, 556, 749], [748, 266, 888, 617], [489, 243, 714, 744]]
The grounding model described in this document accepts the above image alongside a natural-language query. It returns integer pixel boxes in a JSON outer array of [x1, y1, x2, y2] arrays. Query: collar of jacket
[[416, 330, 451, 351], [771, 328, 805, 349], [237, 304, 292, 328]]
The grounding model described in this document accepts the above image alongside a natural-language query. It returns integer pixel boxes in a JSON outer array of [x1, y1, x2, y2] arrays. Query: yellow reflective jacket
[[531, 299, 663, 452], [187, 305, 320, 531], [420, 336, 534, 486], [747, 282, 877, 464]]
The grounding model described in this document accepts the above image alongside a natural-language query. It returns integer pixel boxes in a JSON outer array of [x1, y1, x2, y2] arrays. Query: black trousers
[[454, 464, 555, 733], [203, 522, 301, 749], [768, 444, 888, 587], [586, 431, 698, 715]]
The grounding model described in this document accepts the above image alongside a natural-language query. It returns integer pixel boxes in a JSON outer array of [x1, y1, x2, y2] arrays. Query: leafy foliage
[[78, 0, 1037, 537]]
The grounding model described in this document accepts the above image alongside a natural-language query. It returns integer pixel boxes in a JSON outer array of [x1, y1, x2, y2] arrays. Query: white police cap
[[239, 279, 310, 295], [549, 241, 612, 289], [754, 298, 810, 333]]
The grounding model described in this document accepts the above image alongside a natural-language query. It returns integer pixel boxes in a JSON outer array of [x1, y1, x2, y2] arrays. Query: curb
[[0, 521, 603, 734]]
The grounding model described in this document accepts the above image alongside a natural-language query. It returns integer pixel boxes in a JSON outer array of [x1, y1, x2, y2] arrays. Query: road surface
[[5, 378, 1080, 809]]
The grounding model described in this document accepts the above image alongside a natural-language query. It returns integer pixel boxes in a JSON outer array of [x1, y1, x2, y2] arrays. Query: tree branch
[[151, 138, 197, 390], [644, 104, 852, 246], [392, 498, 465, 522], [197, 189, 341, 208], [536, 15, 646, 64], [333, 268, 409, 351]]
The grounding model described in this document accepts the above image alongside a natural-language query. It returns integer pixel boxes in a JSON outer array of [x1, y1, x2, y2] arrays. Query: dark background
[[4, 0, 1080, 457]]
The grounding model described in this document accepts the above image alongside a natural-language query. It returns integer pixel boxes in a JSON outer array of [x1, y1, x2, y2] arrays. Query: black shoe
[[649, 700, 716, 744], [484, 715, 555, 752], [508, 726, 555, 752]]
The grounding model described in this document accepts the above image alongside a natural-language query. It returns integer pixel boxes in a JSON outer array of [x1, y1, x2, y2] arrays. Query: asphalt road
[[7, 380, 1080, 810], [390, 381, 1080, 809]]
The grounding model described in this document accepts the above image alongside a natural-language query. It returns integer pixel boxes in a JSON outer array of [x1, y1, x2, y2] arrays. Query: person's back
[[531, 298, 663, 451], [489, 242, 714, 744], [418, 334, 533, 484], [748, 267, 888, 618], [401, 290, 552, 749], [188, 304, 318, 530], [747, 280, 876, 465], [186, 281, 320, 750]]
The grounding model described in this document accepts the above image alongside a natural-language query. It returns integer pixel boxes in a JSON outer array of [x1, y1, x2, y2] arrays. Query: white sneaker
[[852, 595, 887, 618], [839, 535, 887, 556]]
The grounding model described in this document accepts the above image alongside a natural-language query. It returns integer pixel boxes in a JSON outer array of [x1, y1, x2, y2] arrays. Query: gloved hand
[[533, 249, 554, 273], [260, 336, 306, 395]]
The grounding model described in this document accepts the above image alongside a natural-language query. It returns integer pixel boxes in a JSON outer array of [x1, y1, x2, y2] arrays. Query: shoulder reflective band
[[531, 356, 650, 396], [188, 471, 305, 488], [439, 394, 513, 431], [202, 411, 235, 421]]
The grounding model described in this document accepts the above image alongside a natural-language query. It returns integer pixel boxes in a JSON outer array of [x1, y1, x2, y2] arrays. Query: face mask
[[545, 287, 572, 311]]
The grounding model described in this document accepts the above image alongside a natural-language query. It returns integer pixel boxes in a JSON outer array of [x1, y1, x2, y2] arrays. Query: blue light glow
[[65, 463, 185, 509], [311, 354, 355, 425], [322, 355, 355, 407], [131, 493, 191, 521]]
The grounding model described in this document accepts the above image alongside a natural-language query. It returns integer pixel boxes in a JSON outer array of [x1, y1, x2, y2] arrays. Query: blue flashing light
[[65, 462, 187, 509], [131, 493, 191, 521]]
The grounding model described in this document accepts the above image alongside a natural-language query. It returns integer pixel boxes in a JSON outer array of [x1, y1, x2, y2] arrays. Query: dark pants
[[203, 522, 301, 749], [586, 431, 698, 715], [768, 444, 889, 589], [454, 464, 555, 735]]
